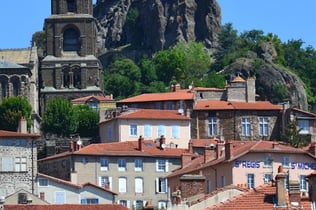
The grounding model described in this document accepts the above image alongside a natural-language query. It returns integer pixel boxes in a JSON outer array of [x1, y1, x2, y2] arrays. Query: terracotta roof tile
[[118, 91, 194, 103], [4, 204, 129, 210], [71, 95, 114, 103], [195, 101, 282, 111], [116, 109, 190, 120], [0, 130, 40, 138]]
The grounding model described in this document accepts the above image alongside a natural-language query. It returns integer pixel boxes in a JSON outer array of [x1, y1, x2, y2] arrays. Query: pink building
[[167, 140, 316, 207]]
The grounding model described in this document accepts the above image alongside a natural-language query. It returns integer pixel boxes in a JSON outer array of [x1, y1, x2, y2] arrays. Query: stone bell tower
[[40, 0, 103, 114]]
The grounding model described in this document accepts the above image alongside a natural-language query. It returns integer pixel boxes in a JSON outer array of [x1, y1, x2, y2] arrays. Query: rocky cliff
[[94, 0, 221, 55], [93, 0, 308, 110]]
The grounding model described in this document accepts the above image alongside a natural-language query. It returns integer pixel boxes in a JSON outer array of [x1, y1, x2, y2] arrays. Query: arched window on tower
[[67, 0, 76, 13], [63, 28, 80, 52], [62, 67, 71, 88], [73, 66, 81, 89], [0, 76, 8, 101], [10, 76, 20, 96]]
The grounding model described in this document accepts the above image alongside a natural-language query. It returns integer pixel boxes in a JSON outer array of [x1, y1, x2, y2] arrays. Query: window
[[155, 103, 162, 109], [264, 173, 272, 183], [100, 158, 109, 171], [259, 117, 269, 136], [63, 28, 80, 52], [99, 176, 112, 189], [156, 159, 168, 172], [208, 117, 217, 136], [156, 178, 167, 193], [247, 174, 255, 189], [300, 175, 307, 191], [206, 180, 211, 194], [55, 191, 65, 204], [281, 156, 289, 168], [119, 200, 129, 207], [171, 125, 180, 138], [119, 177, 127, 193], [134, 200, 144, 210], [221, 175, 226, 187], [67, 0, 76, 12], [134, 159, 143, 172], [144, 124, 152, 138], [81, 198, 99, 204], [158, 125, 166, 137], [264, 154, 273, 167], [166, 102, 173, 110], [135, 177, 143, 193], [298, 120, 309, 134], [158, 200, 167, 209], [15, 157, 27, 172], [107, 127, 113, 139], [38, 178, 48, 187], [130, 124, 137, 137], [242, 118, 251, 136], [2, 157, 13, 171], [118, 159, 126, 171]]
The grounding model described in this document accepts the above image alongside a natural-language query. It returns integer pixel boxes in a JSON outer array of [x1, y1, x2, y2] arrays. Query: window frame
[[118, 159, 126, 171], [118, 177, 127, 193], [156, 159, 168, 172], [208, 117, 217, 136], [134, 159, 143, 172], [259, 117, 269, 136], [38, 178, 49, 187], [247, 173, 255, 189], [100, 158, 109, 171], [135, 177, 144, 193], [241, 117, 251, 136], [130, 124, 137, 137], [156, 177, 168, 193]]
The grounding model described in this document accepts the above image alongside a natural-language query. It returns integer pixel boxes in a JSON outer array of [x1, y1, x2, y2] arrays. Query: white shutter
[[156, 160, 159, 171], [98, 176, 102, 187], [127, 200, 131, 208], [109, 177, 112, 190], [165, 160, 169, 172], [155, 178, 159, 193]]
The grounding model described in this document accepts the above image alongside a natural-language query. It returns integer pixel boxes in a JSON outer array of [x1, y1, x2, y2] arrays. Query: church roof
[[0, 58, 27, 69], [0, 48, 31, 64]]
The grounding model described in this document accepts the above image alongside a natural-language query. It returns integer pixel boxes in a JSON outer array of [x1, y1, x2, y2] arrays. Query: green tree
[[73, 104, 99, 138], [282, 120, 309, 148], [41, 98, 78, 137], [0, 96, 32, 131], [104, 58, 142, 99], [172, 41, 211, 87]]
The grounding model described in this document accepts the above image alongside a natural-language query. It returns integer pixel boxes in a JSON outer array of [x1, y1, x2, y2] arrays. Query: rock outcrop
[[94, 0, 222, 56]]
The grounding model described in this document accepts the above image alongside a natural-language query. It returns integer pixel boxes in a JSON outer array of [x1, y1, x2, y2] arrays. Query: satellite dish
[[161, 144, 167, 149], [77, 137, 82, 146], [178, 108, 184, 114]]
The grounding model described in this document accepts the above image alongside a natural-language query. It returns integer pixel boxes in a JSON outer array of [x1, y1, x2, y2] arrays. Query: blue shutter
[[81, 199, 87, 204]]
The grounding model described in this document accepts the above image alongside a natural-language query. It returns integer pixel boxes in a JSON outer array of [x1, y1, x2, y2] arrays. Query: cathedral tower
[[40, 0, 103, 114]]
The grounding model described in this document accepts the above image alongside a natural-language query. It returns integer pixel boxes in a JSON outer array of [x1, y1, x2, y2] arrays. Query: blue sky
[[0, 0, 315, 49]]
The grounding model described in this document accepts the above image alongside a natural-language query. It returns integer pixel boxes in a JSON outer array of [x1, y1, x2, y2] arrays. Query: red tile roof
[[0, 130, 40, 138], [205, 183, 284, 210], [195, 101, 282, 110], [205, 182, 312, 210], [118, 91, 194, 103], [37, 173, 117, 195], [71, 95, 114, 103], [168, 140, 310, 178], [4, 204, 129, 210], [75, 140, 187, 157], [116, 109, 190, 120]]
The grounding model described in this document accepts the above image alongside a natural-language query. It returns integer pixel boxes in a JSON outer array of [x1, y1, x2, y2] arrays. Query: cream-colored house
[[99, 109, 191, 148], [37, 173, 117, 204], [38, 139, 189, 209]]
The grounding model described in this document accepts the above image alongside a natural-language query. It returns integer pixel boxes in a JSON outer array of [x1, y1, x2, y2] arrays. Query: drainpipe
[[31, 138, 34, 194]]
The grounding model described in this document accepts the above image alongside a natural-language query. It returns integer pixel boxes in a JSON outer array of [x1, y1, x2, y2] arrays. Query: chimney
[[188, 140, 193, 153], [143, 201, 154, 210], [246, 77, 256, 102], [181, 153, 192, 168], [225, 141, 233, 160], [275, 165, 287, 207], [159, 135, 166, 150], [138, 136, 144, 151], [273, 142, 279, 150], [69, 140, 74, 152], [216, 141, 225, 159], [18, 116, 27, 133], [309, 142, 316, 156], [307, 172, 316, 203], [288, 180, 301, 206]]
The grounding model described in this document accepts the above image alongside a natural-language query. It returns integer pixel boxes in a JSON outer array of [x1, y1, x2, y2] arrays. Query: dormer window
[[67, 0, 76, 13]]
